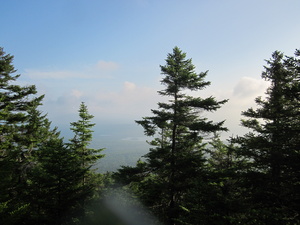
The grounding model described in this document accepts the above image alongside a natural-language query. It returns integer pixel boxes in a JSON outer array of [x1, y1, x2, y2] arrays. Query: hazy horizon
[[2, 0, 299, 170]]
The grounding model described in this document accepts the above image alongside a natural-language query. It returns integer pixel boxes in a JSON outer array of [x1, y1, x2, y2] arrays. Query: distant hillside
[[56, 122, 151, 172], [94, 138, 149, 172], [90, 123, 151, 172]]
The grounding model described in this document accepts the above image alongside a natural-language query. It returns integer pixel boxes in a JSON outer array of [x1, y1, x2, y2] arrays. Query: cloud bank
[[207, 76, 269, 138], [31, 67, 269, 139], [233, 76, 268, 98], [42, 80, 159, 126], [24, 60, 120, 79]]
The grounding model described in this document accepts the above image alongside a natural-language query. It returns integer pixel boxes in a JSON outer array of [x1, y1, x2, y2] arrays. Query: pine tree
[[20, 106, 65, 224], [0, 47, 44, 223], [28, 137, 89, 225], [131, 47, 228, 225], [0, 47, 44, 152], [233, 50, 300, 224], [69, 102, 104, 169], [21, 104, 59, 153], [68, 102, 105, 222], [182, 135, 247, 224]]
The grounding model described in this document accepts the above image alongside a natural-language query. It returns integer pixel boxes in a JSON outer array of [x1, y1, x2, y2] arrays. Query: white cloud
[[25, 69, 84, 79], [71, 89, 83, 98], [39, 75, 270, 139], [233, 76, 269, 98], [24, 60, 120, 79], [89, 81, 158, 120], [42, 81, 159, 126], [96, 60, 119, 71], [123, 81, 136, 91], [204, 76, 270, 138]]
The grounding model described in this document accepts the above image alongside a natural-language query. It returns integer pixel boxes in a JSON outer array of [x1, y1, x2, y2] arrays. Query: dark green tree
[[233, 50, 300, 224], [119, 47, 228, 225], [28, 137, 89, 225], [68, 102, 105, 222], [0, 47, 44, 223], [20, 104, 58, 154], [69, 102, 104, 172], [20, 107, 69, 225], [182, 135, 247, 225], [0, 47, 44, 154]]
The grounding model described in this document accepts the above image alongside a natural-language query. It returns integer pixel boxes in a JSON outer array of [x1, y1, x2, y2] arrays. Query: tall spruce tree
[[68, 102, 105, 222], [233, 50, 300, 224], [20, 106, 66, 225], [124, 47, 228, 225], [0, 47, 44, 153], [69, 102, 104, 177], [0, 47, 44, 223]]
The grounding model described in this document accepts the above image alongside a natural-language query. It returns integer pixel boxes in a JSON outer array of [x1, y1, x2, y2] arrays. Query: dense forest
[[1, 46, 299, 225]]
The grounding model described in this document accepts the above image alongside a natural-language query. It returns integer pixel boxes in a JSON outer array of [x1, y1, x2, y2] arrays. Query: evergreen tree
[[0, 47, 44, 153], [0, 47, 44, 223], [120, 47, 228, 225], [69, 102, 104, 172], [182, 135, 247, 224], [28, 137, 89, 225], [20, 107, 67, 225], [233, 50, 300, 224], [68, 102, 105, 222], [20, 104, 59, 154]]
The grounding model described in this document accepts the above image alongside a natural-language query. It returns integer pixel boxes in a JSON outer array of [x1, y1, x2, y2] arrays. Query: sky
[[1, 0, 300, 141]]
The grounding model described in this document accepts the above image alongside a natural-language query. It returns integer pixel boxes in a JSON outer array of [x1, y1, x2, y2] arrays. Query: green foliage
[[68, 102, 105, 196], [233, 50, 300, 224], [2, 45, 299, 225], [27, 137, 89, 225], [0, 47, 45, 224], [0, 47, 44, 150], [181, 135, 248, 224], [117, 47, 228, 224], [69, 102, 105, 169], [0, 48, 107, 225], [68, 102, 106, 223]]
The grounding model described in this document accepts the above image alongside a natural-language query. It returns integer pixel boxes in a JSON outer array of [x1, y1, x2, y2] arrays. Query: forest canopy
[[0, 46, 299, 225]]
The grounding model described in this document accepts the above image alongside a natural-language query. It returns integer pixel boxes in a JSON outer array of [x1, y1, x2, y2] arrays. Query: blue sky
[[2, 0, 300, 140]]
